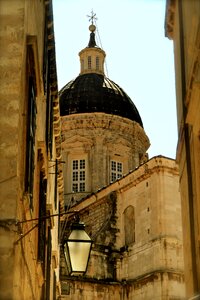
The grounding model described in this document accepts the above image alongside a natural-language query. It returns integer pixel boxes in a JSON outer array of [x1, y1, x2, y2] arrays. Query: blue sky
[[53, 0, 178, 159]]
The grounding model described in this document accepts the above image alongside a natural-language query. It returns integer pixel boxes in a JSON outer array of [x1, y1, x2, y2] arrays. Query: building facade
[[0, 1, 63, 299], [165, 0, 200, 298], [59, 22, 185, 299], [60, 156, 185, 300]]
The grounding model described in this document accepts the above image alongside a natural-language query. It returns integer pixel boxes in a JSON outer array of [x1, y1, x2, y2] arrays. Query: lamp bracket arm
[[14, 223, 38, 245]]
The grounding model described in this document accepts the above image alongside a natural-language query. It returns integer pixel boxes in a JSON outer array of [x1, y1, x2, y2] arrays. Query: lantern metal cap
[[70, 215, 85, 230]]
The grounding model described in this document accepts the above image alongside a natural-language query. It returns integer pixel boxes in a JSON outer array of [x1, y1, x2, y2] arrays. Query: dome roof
[[59, 18, 143, 127], [59, 73, 143, 127]]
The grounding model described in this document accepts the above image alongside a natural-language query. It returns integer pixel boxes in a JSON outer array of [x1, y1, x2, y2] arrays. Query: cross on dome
[[87, 10, 97, 25]]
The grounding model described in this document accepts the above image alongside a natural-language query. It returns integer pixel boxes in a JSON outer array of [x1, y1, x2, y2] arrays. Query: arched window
[[88, 56, 91, 69], [124, 206, 135, 246], [81, 59, 84, 72], [96, 56, 99, 70]]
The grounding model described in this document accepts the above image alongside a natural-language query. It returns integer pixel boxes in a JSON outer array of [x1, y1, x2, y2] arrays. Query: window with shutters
[[45, 53, 53, 158], [25, 46, 37, 209], [37, 174, 47, 269], [43, 18, 53, 158]]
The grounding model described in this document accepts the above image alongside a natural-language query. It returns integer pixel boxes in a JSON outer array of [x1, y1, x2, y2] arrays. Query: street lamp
[[15, 210, 92, 276], [63, 216, 92, 276]]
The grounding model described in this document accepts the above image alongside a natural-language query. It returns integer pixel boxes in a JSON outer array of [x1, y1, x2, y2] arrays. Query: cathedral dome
[[59, 19, 143, 127], [59, 73, 143, 127]]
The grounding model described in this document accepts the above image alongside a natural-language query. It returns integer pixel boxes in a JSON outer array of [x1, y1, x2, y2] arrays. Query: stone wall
[[60, 157, 185, 299], [165, 0, 200, 296], [61, 113, 150, 205], [0, 1, 63, 299]]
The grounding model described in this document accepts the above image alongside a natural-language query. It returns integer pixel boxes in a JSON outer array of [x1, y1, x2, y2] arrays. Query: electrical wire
[[94, 19, 109, 77]]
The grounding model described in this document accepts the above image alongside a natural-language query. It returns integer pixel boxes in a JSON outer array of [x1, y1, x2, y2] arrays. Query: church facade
[[59, 20, 185, 299]]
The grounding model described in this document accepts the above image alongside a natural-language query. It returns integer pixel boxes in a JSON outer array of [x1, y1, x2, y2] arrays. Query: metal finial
[[87, 10, 97, 25]]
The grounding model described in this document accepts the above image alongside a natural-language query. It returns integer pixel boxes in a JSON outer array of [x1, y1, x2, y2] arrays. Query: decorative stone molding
[[165, 0, 176, 40]]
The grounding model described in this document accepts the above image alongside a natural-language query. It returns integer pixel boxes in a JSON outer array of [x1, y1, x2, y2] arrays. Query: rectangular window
[[80, 182, 85, 192], [88, 56, 91, 69], [38, 174, 47, 269], [72, 183, 78, 193], [80, 170, 85, 181], [73, 160, 78, 170], [111, 160, 123, 182], [80, 159, 85, 169], [111, 161, 116, 171], [72, 159, 86, 192], [45, 51, 53, 158], [111, 172, 117, 182], [73, 171, 78, 181], [117, 163, 122, 173], [25, 75, 37, 209]]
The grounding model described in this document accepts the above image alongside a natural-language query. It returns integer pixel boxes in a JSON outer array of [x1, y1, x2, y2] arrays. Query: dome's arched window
[[96, 56, 99, 70], [81, 59, 84, 72], [88, 56, 91, 69], [124, 206, 135, 246]]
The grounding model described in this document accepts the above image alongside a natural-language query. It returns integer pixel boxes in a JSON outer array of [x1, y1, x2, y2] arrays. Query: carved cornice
[[61, 113, 150, 152], [165, 0, 176, 40]]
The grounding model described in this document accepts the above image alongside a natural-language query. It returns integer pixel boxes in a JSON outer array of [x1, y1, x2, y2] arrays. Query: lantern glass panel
[[65, 226, 92, 275]]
